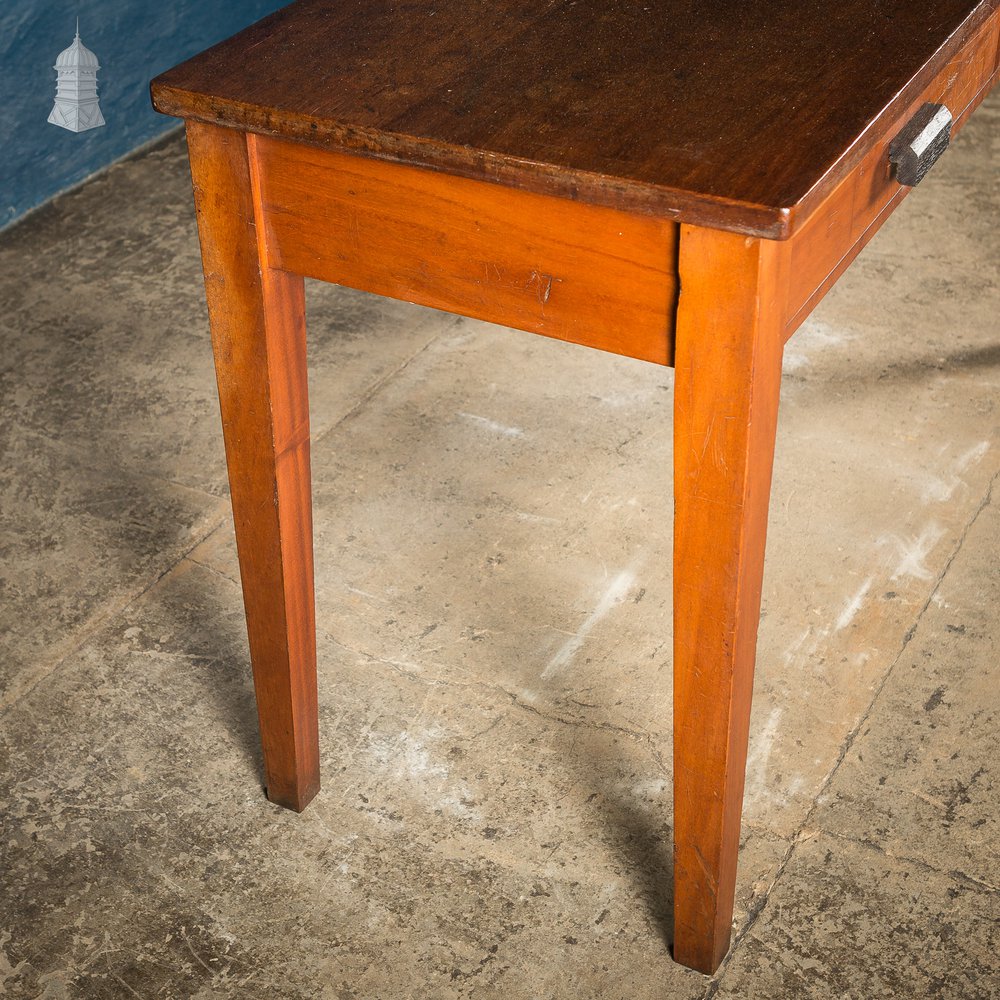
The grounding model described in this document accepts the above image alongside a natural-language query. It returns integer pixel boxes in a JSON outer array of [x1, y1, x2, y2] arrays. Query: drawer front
[[784, 12, 1000, 339], [251, 135, 679, 366]]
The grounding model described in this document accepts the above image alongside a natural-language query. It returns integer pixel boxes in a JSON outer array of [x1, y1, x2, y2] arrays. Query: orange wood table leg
[[672, 225, 786, 973], [185, 121, 320, 812]]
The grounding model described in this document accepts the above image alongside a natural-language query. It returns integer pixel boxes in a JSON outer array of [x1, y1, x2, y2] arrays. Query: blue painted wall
[[0, 1, 288, 230]]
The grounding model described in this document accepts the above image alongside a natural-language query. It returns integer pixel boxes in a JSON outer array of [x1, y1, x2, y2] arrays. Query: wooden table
[[151, 0, 1000, 974]]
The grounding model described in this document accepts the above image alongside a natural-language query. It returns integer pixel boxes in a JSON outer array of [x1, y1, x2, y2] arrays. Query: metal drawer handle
[[889, 103, 953, 187]]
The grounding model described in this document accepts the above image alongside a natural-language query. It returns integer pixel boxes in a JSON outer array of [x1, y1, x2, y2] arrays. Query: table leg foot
[[672, 226, 786, 973], [186, 121, 320, 812]]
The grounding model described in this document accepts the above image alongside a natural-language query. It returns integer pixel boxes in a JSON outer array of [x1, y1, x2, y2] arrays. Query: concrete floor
[[1, 90, 998, 998]]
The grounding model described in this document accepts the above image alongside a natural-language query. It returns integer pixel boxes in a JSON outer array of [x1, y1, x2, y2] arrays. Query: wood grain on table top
[[151, 0, 999, 237]]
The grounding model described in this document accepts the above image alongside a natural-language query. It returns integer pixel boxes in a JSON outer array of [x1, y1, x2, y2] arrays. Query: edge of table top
[[151, 2, 999, 240]]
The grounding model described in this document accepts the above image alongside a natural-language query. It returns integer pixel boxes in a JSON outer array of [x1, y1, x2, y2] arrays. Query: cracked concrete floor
[[1, 90, 998, 998]]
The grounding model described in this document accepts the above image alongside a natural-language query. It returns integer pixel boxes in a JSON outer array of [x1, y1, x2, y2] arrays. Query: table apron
[[250, 134, 680, 366]]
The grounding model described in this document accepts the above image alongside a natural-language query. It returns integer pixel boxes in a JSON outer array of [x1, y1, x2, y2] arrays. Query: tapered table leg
[[186, 121, 319, 811], [672, 226, 786, 973]]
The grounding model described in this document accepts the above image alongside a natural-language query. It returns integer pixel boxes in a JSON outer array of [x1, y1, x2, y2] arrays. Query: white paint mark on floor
[[458, 412, 524, 437], [783, 624, 832, 673], [834, 576, 874, 631], [397, 733, 449, 780], [368, 731, 482, 821], [541, 565, 639, 680], [589, 389, 657, 408], [605, 497, 640, 512], [783, 628, 814, 667], [878, 523, 946, 581], [921, 441, 990, 504], [743, 707, 783, 809], [513, 511, 561, 524], [921, 475, 955, 505], [956, 440, 989, 471], [631, 778, 668, 798]]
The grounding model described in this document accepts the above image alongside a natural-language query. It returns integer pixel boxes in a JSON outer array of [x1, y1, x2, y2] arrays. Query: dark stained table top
[[151, 0, 998, 237]]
